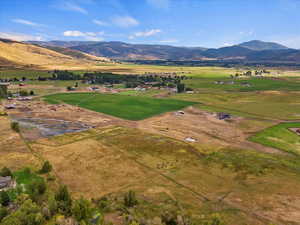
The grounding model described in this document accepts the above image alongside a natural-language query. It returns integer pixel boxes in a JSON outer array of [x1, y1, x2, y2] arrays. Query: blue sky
[[1, 0, 300, 48]]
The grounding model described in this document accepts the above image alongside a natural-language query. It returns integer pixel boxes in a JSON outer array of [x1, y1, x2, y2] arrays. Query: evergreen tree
[[0, 192, 10, 207], [124, 190, 138, 208], [55, 185, 72, 216], [39, 161, 52, 174]]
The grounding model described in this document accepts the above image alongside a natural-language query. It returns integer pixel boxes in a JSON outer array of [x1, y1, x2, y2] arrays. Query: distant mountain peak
[[238, 40, 288, 51]]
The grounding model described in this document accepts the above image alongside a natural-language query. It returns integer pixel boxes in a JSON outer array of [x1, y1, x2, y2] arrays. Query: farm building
[[0, 176, 13, 190], [0, 83, 9, 98]]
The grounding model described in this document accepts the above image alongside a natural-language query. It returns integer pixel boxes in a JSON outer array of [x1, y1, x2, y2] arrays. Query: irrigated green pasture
[[249, 122, 300, 155], [44, 93, 195, 120], [183, 76, 300, 92]]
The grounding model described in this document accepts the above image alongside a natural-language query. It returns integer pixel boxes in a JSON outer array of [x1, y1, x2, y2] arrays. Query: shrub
[[1, 199, 44, 225], [177, 83, 185, 93], [27, 179, 47, 201], [19, 90, 29, 96], [30, 90, 35, 95], [0, 167, 12, 177], [124, 190, 138, 208], [39, 161, 52, 174], [0, 207, 8, 222], [72, 197, 94, 223], [0, 192, 10, 207], [11, 121, 20, 133]]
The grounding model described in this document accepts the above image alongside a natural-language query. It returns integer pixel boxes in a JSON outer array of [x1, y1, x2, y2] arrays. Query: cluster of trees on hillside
[[0, 164, 225, 225], [52, 70, 81, 81]]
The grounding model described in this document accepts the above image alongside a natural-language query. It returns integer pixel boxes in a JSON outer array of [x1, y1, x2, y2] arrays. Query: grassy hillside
[[0, 39, 110, 70], [40, 45, 110, 62]]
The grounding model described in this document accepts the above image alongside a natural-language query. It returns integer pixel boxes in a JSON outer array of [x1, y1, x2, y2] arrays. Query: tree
[[124, 190, 138, 208], [0, 207, 8, 222], [27, 179, 47, 202], [0, 167, 13, 177], [19, 90, 29, 96], [177, 83, 185, 93], [30, 90, 35, 95], [1, 199, 44, 225], [55, 185, 72, 216], [0, 191, 10, 207], [72, 197, 94, 223], [48, 193, 58, 216], [11, 121, 20, 133], [39, 161, 52, 174]]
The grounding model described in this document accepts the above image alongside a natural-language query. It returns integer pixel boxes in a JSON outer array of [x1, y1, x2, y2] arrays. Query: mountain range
[[27, 40, 300, 63]]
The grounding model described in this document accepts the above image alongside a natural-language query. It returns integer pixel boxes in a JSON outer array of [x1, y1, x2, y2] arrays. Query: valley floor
[[1, 66, 300, 224]]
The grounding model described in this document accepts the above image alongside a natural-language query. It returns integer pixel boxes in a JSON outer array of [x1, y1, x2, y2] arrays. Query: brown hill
[[0, 39, 110, 70]]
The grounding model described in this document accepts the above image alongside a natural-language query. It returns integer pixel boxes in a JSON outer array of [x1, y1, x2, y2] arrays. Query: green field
[[0, 69, 52, 79], [249, 122, 300, 155], [44, 93, 195, 120], [183, 77, 300, 92]]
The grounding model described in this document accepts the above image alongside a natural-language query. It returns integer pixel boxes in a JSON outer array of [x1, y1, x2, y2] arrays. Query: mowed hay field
[[250, 122, 300, 155], [44, 93, 195, 120], [28, 125, 300, 224]]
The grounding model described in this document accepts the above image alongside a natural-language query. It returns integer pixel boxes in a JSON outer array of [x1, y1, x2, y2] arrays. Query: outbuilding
[[0, 176, 12, 189]]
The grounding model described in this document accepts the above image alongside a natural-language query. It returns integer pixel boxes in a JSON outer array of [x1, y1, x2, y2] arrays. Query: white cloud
[[147, 0, 170, 9], [59, 2, 88, 14], [129, 29, 161, 39], [63, 30, 104, 41], [112, 16, 139, 28], [93, 19, 109, 26], [0, 32, 44, 41], [222, 43, 233, 47], [63, 30, 86, 37], [12, 19, 44, 27], [159, 39, 179, 44]]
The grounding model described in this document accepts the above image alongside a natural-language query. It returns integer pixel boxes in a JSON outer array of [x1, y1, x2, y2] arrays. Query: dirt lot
[[5, 99, 134, 140], [137, 106, 280, 154]]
